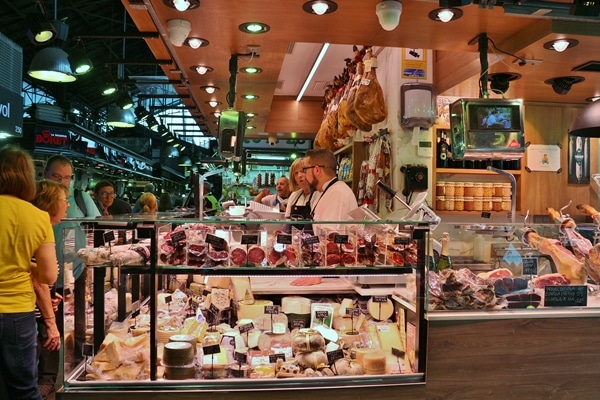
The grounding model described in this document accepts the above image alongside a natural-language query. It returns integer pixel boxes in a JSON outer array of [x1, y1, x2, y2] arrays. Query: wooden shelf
[[436, 168, 522, 176]]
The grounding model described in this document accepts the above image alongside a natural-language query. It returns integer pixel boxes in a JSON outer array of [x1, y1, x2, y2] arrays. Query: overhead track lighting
[[428, 7, 463, 22], [570, 98, 600, 138], [544, 76, 585, 95], [163, 0, 200, 11], [28, 47, 76, 83], [69, 42, 93, 75], [116, 90, 135, 110], [134, 105, 150, 122], [27, 13, 57, 45], [543, 38, 579, 52], [107, 106, 136, 128], [375, 1, 402, 31], [302, 1, 338, 15], [102, 82, 118, 96], [146, 115, 160, 131]]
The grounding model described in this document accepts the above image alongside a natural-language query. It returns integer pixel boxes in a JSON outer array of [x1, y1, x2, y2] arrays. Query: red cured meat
[[161, 242, 174, 254], [326, 242, 340, 254], [390, 251, 404, 266], [487, 268, 513, 279], [284, 247, 298, 265], [268, 249, 283, 265], [326, 253, 341, 266], [188, 243, 206, 254], [341, 253, 356, 266], [248, 246, 266, 264], [533, 273, 570, 289], [342, 242, 355, 253], [230, 248, 247, 266]]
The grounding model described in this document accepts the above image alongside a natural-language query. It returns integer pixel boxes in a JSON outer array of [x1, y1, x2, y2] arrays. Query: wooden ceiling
[[122, 0, 600, 140]]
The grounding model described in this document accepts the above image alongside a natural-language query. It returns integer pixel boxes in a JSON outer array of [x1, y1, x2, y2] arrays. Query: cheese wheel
[[354, 347, 379, 367], [367, 297, 394, 321], [237, 299, 273, 320], [363, 351, 386, 375]]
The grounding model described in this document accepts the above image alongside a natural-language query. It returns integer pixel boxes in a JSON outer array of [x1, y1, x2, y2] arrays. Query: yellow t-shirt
[[0, 195, 55, 313]]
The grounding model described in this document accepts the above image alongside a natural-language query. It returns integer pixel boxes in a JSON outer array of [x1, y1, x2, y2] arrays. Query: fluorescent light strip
[[252, 154, 289, 161], [296, 43, 330, 102]]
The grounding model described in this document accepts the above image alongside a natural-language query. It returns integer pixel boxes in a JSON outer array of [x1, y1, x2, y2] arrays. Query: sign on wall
[[402, 48, 427, 79], [525, 144, 561, 172], [0, 86, 23, 137]]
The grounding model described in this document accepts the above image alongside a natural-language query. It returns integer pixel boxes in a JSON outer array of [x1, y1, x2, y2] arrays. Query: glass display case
[[56, 214, 430, 399]]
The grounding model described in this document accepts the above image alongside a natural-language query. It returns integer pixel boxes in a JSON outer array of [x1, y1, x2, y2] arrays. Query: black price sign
[[264, 305, 279, 314], [326, 348, 344, 364], [481, 212, 492, 219], [393, 236, 409, 245], [170, 230, 187, 243], [391, 347, 405, 358], [276, 234, 293, 245], [103, 230, 115, 244], [372, 295, 388, 303], [241, 234, 259, 245], [522, 257, 538, 275], [303, 235, 320, 246], [164, 295, 172, 304], [82, 343, 94, 357], [234, 351, 248, 363], [202, 344, 221, 355], [209, 303, 220, 315], [346, 307, 361, 317], [291, 319, 305, 329], [202, 289, 211, 297], [239, 322, 254, 333], [205, 234, 226, 250], [315, 310, 329, 319], [544, 285, 587, 307], [333, 234, 349, 244], [269, 353, 286, 363]]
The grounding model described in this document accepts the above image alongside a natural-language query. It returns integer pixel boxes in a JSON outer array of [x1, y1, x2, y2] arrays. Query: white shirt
[[311, 177, 358, 235], [284, 189, 319, 218], [260, 194, 289, 212]]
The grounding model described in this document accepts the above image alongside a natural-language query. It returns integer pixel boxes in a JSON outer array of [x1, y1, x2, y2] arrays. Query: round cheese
[[367, 297, 394, 321], [237, 299, 274, 321]]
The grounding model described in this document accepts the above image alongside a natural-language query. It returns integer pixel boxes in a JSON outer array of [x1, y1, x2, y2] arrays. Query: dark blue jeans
[[0, 311, 43, 400]]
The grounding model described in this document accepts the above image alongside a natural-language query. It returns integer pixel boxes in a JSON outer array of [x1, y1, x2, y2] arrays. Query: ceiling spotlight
[[242, 94, 259, 100], [201, 85, 220, 94], [585, 96, 600, 103], [544, 76, 585, 95], [246, 112, 256, 118], [206, 100, 221, 107], [192, 65, 213, 75], [239, 22, 270, 34], [211, 111, 221, 118], [178, 155, 192, 167], [246, 125, 255, 130], [543, 38, 579, 52], [106, 106, 136, 128], [570, 98, 600, 137], [69, 45, 93, 75], [163, 0, 200, 11], [375, 1, 402, 31], [116, 90, 134, 110], [27, 14, 57, 45], [167, 19, 192, 47], [28, 47, 76, 83], [302, 1, 338, 15], [428, 7, 462, 22], [239, 66, 263, 74], [185, 37, 209, 49], [134, 105, 150, 122], [489, 72, 521, 95], [147, 115, 160, 131], [158, 125, 170, 136]]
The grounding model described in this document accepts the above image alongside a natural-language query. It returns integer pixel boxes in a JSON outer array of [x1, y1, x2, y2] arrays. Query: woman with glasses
[[0, 146, 58, 400]]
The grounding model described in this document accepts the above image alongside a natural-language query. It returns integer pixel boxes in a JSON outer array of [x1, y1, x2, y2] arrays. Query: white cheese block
[[281, 296, 312, 314], [237, 299, 273, 320], [376, 322, 404, 353], [211, 288, 231, 310], [338, 298, 353, 316], [230, 277, 254, 304]]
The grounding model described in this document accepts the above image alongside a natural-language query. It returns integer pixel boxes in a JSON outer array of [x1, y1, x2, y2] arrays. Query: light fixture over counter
[[569, 99, 600, 138]]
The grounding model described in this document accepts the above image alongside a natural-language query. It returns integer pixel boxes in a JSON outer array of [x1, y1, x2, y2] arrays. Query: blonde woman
[[139, 192, 158, 213], [285, 157, 318, 220]]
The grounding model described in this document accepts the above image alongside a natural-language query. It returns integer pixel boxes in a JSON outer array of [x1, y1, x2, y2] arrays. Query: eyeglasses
[[99, 191, 116, 198], [50, 173, 73, 182], [302, 165, 324, 172], [58, 198, 69, 204]]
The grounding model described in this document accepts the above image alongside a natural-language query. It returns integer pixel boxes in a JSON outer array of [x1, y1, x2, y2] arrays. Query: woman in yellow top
[[0, 146, 58, 400]]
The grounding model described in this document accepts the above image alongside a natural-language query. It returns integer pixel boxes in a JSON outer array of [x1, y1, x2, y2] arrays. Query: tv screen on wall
[[467, 102, 522, 131]]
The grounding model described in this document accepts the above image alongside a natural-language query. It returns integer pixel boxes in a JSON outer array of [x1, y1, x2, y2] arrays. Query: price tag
[[391, 347, 405, 358], [276, 234, 293, 245], [234, 351, 248, 363], [205, 234, 226, 250], [393, 236, 409, 245], [241, 234, 259, 245], [326, 348, 344, 364], [264, 305, 279, 314], [202, 289, 211, 297], [333, 234, 349, 244], [268, 353, 286, 363], [164, 295, 172, 304], [209, 303, 220, 315], [82, 343, 94, 357], [103, 230, 115, 244], [291, 319, 305, 329], [303, 235, 320, 246], [372, 295, 388, 303], [315, 310, 329, 319], [202, 344, 221, 355], [544, 285, 587, 307], [481, 212, 492, 219], [170, 230, 186, 243], [346, 307, 361, 317], [239, 322, 254, 333], [522, 257, 538, 275]]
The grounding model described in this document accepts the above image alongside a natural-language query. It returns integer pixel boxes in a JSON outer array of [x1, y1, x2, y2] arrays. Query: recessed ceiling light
[[206, 100, 221, 107], [184, 37, 209, 49], [242, 94, 259, 100], [239, 22, 270, 34], [163, 0, 200, 11], [543, 38, 579, 52], [246, 112, 256, 118], [428, 7, 463, 22], [201, 85, 220, 94], [211, 111, 221, 118], [544, 76, 585, 95], [240, 67, 263, 74], [302, 1, 338, 15], [246, 125, 255, 130], [585, 96, 600, 102], [191, 65, 214, 75]]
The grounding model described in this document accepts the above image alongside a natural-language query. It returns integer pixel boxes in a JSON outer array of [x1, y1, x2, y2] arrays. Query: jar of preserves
[[501, 196, 512, 211], [454, 197, 465, 211], [463, 196, 474, 211], [492, 197, 502, 211], [445, 182, 456, 197], [482, 183, 494, 197], [436, 196, 446, 211], [445, 196, 455, 211], [454, 182, 464, 197], [501, 183, 512, 197], [493, 183, 503, 197], [436, 182, 446, 196], [473, 197, 483, 211], [473, 183, 484, 197], [482, 196, 493, 211], [463, 182, 474, 197]]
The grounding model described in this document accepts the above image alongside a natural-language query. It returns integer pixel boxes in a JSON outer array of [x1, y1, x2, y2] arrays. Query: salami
[[248, 246, 266, 265], [230, 247, 248, 266]]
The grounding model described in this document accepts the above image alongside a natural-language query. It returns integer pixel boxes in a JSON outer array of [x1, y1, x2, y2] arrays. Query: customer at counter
[[133, 183, 155, 212], [255, 176, 291, 213], [93, 180, 132, 216], [138, 192, 158, 213]]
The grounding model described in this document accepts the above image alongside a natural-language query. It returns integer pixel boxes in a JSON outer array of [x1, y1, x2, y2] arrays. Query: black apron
[[289, 191, 315, 232]]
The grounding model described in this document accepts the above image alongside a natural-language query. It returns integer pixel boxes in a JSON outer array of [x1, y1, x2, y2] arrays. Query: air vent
[[286, 42, 296, 54], [572, 61, 600, 73], [0, 32, 22, 94], [311, 81, 330, 91]]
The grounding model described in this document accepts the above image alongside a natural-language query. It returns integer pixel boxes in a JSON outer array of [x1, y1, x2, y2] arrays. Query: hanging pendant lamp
[[107, 106, 136, 128], [28, 47, 76, 83], [569, 100, 600, 137]]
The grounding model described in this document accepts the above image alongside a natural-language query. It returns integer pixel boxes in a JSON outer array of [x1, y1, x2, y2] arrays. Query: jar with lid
[[482, 196, 493, 212], [463, 182, 474, 197], [436, 196, 446, 211], [501, 183, 512, 197], [492, 197, 502, 211], [445, 196, 455, 211], [482, 183, 494, 197], [454, 182, 464, 197], [445, 182, 456, 197], [454, 197, 465, 211], [473, 197, 483, 211], [463, 196, 474, 211], [473, 183, 484, 197], [436, 182, 446, 196], [501, 196, 512, 211], [493, 183, 503, 197]]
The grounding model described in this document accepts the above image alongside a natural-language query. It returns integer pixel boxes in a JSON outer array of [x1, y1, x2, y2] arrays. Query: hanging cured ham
[[354, 48, 387, 125], [344, 61, 372, 132]]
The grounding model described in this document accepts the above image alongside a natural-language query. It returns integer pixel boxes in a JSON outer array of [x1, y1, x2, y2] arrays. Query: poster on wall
[[568, 135, 590, 184], [402, 48, 427, 79], [526, 144, 561, 172]]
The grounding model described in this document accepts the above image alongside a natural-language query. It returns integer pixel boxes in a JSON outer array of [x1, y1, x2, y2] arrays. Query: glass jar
[[436, 196, 446, 211], [454, 182, 464, 197], [445, 182, 456, 197], [482, 196, 493, 211], [501, 183, 512, 197], [445, 196, 455, 211], [473, 183, 484, 197], [493, 183, 503, 197], [454, 197, 465, 211], [482, 183, 494, 197], [463, 182, 474, 197], [463, 196, 474, 211], [501, 196, 512, 211], [473, 197, 483, 211], [492, 197, 502, 211], [436, 182, 446, 196]]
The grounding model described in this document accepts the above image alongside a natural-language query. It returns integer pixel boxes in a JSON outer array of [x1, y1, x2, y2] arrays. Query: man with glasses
[[93, 180, 132, 216], [43, 155, 100, 383]]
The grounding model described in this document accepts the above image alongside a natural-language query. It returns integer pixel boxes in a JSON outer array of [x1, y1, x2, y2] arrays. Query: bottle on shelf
[[436, 232, 452, 271], [436, 132, 449, 168]]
